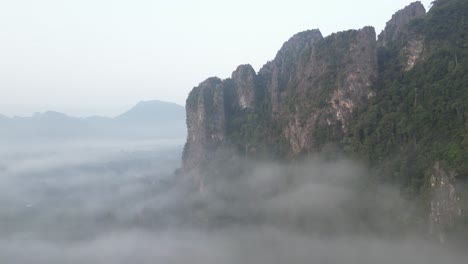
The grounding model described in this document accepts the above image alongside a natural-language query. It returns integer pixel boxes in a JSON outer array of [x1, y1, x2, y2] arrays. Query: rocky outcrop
[[259, 29, 323, 114], [182, 77, 226, 171], [378, 2, 426, 71], [181, 2, 433, 168], [429, 162, 462, 243], [378, 1, 426, 47], [282, 27, 378, 154], [183, 26, 378, 161], [231, 64, 257, 110], [400, 34, 425, 71], [180, 0, 467, 243]]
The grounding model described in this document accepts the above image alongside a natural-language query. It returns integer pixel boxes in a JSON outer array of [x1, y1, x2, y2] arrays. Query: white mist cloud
[[0, 140, 465, 263]]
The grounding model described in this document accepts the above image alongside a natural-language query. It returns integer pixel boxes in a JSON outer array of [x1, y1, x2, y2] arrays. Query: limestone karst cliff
[[378, 1, 426, 47], [181, 0, 468, 240], [183, 1, 429, 169]]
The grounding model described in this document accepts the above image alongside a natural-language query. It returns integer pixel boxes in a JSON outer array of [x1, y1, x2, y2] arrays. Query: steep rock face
[[182, 77, 226, 171], [429, 162, 462, 243], [231, 64, 257, 110], [281, 27, 378, 154], [400, 34, 425, 71], [182, 2, 431, 169], [378, 2, 426, 71], [259, 29, 324, 114], [378, 1, 426, 47], [181, 0, 468, 242], [183, 26, 378, 161]]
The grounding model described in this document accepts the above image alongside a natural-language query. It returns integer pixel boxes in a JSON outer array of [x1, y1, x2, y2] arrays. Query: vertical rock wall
[[182, 1, 429, 170], [182, 77, 226, 171]]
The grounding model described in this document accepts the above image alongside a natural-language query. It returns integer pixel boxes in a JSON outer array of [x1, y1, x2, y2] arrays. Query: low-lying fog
[[0, 140, 465, 263]]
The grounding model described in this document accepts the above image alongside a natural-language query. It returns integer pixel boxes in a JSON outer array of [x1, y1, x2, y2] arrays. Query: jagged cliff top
[[259, 29, 323, 76], [189, 2, 426, 89], [232, 64, 256, 80], [378, 1, 426, 45]]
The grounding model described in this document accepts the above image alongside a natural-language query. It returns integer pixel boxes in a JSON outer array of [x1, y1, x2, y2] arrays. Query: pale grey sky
[[0, 0, 432, 117]]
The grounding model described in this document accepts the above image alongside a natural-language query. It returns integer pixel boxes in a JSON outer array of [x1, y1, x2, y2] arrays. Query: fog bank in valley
[[0, 140, 465, 263]]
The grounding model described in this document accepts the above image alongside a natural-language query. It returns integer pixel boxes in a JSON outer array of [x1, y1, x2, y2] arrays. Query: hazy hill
[[0, 100, 186, 141], [116, 100, 185, 124]]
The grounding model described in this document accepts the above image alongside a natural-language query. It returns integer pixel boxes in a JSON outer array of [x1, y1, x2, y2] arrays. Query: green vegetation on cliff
[[346, 0, 468, 193], [182, 0, 468, 242], [225, 0, 468, 195]]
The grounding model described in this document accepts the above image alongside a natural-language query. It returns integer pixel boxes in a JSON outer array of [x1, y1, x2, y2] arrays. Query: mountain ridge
[[181, 0, 467, 241], [0, 100, 184, 120], [0, 100, 186, 140]]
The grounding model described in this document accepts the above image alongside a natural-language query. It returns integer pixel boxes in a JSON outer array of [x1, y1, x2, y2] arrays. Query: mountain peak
[[0, 100, 187, 140], [378, 1, 426, 46], [135, 100, 180, 107], [116, 100, 185, 123], [32, 111, 74, 121], [274, 29, 323, 64]]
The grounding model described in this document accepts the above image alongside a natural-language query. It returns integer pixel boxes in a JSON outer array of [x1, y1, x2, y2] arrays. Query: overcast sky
[[0, 0, 432, 117]]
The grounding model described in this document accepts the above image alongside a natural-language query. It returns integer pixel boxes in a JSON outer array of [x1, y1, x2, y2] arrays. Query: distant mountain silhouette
[[116, 100, 185, 123], [0, 114, 8, 122], [0, 100, 186, 141]]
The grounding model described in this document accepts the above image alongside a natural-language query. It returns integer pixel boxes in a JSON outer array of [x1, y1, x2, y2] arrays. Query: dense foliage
[[224, 0, 467, 201], [345, 0, 468, 194]]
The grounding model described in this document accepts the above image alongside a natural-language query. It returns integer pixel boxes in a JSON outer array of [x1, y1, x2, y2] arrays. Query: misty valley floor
[[0, 140, 466, 264]]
